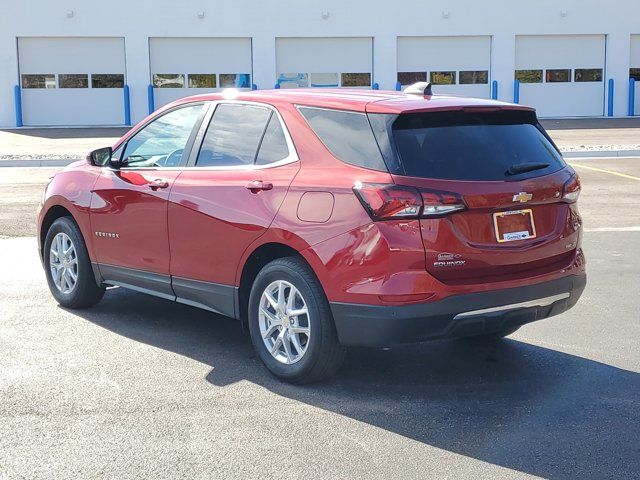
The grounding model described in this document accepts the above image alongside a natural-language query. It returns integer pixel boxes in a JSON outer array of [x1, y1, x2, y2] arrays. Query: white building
[[1, 0, 639, 127]]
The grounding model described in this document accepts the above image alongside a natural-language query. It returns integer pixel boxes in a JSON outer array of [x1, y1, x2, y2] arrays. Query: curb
[[1, 150, 640, 167], [562, 150, 640, 158], [0, 159, 81, 167]]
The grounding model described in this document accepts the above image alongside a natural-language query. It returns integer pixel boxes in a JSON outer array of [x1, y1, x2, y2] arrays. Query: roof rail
[[403, 82, 433, 96]]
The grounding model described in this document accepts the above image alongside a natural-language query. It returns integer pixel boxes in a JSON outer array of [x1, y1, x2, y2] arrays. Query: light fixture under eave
[[197, 11, 205, 19]]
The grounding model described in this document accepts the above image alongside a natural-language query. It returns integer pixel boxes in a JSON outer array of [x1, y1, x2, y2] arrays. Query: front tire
[[43, 217, 105, 309], [247, 257, 346, 384]]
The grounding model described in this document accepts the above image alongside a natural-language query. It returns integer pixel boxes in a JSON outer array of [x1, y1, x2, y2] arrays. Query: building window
[[430, 71, 456, 85], [341, 72, 371, 87], [459, 70, 489, 85], [397, 72, 427, 85], [629, 68, 640, 81], [515, 70, 543, 83], [310, 73, 339, 87], [91, 74, 125, 88], [277, 73, 308, 88], [546, 69, 571, 83], [21, 74, 56, 89], [188, 74, 217, 88], [153, 74, 185, 88], [59, 74, 89, 88], [219, 73, 251, 88], [574, 69, 603, 83]]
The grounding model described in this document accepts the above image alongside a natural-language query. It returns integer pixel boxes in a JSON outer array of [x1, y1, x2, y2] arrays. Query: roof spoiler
[[403, 82, 433, 96]]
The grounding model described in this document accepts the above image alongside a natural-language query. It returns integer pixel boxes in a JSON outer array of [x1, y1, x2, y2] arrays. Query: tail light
[[562, 174, 581, 203], [353, 182, 465, 221], [420, 190, 466, 216]]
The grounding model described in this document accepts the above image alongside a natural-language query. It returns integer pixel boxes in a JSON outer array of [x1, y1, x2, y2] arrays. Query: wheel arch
[[39, 204, 75, 259], [237, 242, 326, 327]]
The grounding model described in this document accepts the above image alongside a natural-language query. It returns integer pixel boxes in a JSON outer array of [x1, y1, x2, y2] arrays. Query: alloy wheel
[[49, 232, 78, 294], [258, 280, 311, 364]]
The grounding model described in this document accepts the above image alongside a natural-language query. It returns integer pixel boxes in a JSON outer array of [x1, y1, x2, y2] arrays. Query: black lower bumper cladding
[[330, 274, 586, 347]]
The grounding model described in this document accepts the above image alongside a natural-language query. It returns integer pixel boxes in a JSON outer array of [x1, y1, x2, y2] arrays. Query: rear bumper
[[330, 274, 586, 347]]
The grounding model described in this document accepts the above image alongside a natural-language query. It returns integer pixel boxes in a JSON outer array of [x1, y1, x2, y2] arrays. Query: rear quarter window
[[381, 110, 565, 181], [298, 107, 387, 172]]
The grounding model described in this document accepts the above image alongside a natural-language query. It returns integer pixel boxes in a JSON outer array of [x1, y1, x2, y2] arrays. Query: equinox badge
[[512, 192, 533, 203]]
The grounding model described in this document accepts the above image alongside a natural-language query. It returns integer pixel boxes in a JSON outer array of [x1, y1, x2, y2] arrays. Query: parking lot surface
[[0, 158, 639, 479]]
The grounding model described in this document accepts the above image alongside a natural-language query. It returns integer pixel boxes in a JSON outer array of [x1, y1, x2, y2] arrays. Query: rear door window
[[255, 114, 289, 165], [385, 110, 565, 180], [196, 104, 271, 167]]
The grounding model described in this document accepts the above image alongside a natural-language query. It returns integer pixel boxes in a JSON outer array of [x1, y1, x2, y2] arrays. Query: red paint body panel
[[38, 89, 585, 317], [89, 168, 183, 273], [305, 222, 584, 304], [168, 162, 300, 284], [37, 161, 102, 261], [391, 169, 580, 284]]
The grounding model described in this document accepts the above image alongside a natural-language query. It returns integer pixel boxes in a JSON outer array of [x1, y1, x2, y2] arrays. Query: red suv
[[37, 84, 586, 383]]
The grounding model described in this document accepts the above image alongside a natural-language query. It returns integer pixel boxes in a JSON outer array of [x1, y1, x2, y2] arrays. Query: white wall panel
[[149, 37, 252, 108], [398, 36, 490, 71], [18, 37, 125, 126], [397, 36, 492, 98], [516, 35, 605, 117], [2, 1, 640, 126], [516, 35, 604, 69], [276, 37, 372, 74]]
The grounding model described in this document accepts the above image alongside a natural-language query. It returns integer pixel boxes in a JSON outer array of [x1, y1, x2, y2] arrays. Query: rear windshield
[[373, 110, 565, 181]]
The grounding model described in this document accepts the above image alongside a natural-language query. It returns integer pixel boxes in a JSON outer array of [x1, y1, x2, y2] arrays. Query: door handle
[[245, 180, 273, 193], [148, 178, 169, 190]]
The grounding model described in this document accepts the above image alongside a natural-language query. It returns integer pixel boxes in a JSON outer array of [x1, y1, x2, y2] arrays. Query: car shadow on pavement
[[72, 286, 639, 479]]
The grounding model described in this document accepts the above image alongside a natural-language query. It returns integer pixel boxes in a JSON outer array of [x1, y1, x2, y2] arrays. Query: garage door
[[631, 35, 640, 116], [515, 35, 605, 117], [397, 36, 491, 98], [18, 37, 126, 126], [276, 37, 372, 89], [149, 38, 252, 109]]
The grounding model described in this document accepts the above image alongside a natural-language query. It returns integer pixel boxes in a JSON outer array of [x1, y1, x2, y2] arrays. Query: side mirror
[[86, 147, 113, 167]]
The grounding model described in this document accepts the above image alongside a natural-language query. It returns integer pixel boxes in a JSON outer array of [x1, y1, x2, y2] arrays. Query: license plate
[[493, 209, 537, 243]]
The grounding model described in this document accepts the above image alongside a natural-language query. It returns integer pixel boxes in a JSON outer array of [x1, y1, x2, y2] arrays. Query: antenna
[[403, 82, 433, 96]]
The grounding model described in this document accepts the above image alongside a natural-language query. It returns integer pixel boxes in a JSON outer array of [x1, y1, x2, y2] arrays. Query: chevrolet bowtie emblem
[[512, 192, 533, 203]]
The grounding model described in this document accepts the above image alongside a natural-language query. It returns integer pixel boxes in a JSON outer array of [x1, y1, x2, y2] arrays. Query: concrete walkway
[[1, 118, 639, 165], [0, 127, 129, 161], [540, 118, 640, 154]]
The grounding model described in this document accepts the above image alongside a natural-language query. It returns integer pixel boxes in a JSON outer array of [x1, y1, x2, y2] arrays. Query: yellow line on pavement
[[568, 162, 640, 181]]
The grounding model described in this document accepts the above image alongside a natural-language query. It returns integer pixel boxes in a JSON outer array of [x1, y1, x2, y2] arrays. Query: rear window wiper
[[506, 162, 550, 176]]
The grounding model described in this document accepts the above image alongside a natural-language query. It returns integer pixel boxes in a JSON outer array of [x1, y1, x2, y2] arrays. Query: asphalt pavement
[[0, 158, 639, 479]]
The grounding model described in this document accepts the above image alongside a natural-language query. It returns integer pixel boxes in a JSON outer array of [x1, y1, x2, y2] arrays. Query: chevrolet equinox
[[38, 83, 586, 383]]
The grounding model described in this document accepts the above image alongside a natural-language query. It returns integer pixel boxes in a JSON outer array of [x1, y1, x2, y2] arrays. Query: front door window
[[121, 104, 204, 168]]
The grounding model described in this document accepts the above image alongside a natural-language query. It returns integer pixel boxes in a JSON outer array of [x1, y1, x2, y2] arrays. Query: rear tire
[[247, 257, 346, 384], [43, 217, 105, 309]]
